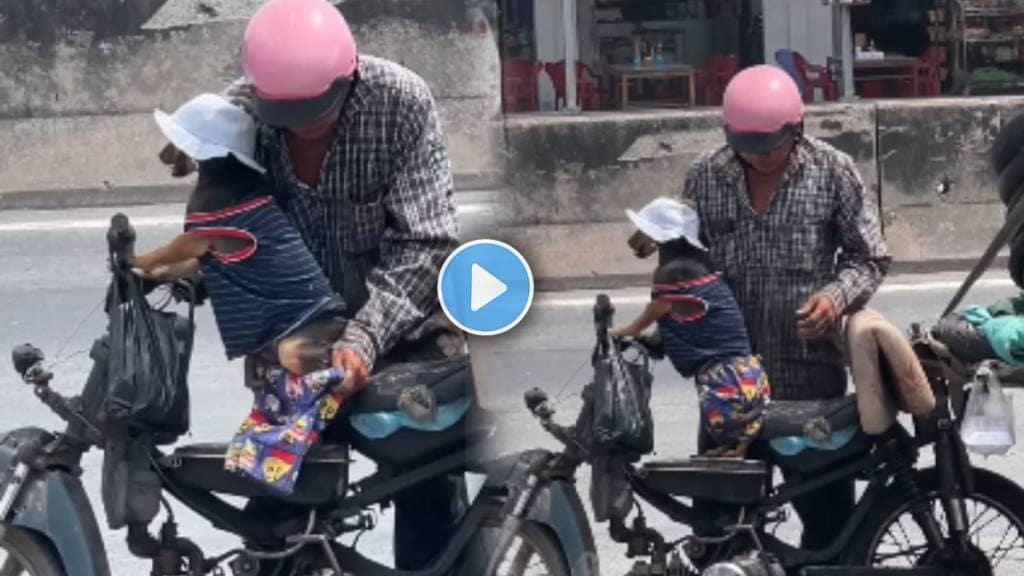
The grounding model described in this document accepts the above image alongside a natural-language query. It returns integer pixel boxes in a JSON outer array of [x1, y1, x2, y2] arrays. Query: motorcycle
[[511, 293, 1024, 576], [0, 213, 596, 576]]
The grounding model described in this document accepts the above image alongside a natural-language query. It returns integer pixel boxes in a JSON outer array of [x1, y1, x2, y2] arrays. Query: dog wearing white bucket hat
[[133, 93, 348, 379], [611, 197, 772, 458]]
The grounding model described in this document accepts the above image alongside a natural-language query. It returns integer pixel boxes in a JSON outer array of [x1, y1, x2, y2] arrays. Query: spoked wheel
[[0, 527, 63, 576], [848, 468, 1024, 576], [455, 502, 571, 576]]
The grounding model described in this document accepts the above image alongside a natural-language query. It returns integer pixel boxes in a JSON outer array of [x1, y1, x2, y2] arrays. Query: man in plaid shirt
[[684, 67, 891, 549], [155, 0, 468, 568]]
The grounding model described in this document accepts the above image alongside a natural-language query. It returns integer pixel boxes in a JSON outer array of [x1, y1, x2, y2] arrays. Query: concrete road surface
[[1, 203, 1024, 574]]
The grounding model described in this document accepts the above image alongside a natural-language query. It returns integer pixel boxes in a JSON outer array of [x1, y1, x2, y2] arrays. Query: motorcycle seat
[[760, 395, 859, 440], [347, 355, 473, 414], [327, 354, 488, 467]]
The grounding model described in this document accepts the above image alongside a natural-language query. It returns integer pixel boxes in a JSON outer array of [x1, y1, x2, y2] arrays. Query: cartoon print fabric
[[695, 355, 771, 450], [225, 365, 345, 494]]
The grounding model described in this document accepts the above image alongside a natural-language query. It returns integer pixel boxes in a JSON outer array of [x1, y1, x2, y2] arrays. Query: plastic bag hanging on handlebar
[[591, 341, 655, 456], [103, 268, 194, 444]]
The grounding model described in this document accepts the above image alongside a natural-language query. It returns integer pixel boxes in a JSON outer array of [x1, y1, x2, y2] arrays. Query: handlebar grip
[[593, 294, 614, 325], [107, 213, 136, 268]]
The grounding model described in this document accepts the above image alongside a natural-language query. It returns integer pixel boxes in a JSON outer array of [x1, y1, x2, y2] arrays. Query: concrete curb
[[533, 258, 1011, 292], [0, 185, 190, 211], [0, 184, 503, 212]]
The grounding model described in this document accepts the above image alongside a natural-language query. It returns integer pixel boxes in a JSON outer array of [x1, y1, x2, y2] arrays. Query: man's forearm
[[829, 158, 892, 314], [338, 238, 456, 370], [823, 256, 891, 314]]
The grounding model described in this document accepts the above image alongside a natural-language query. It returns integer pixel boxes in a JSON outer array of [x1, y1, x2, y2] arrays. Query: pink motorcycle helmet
[[242, 0, 358, 128], [721, 65, 804, 155]]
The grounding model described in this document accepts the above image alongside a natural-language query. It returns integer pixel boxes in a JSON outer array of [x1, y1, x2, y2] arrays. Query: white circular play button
[[438, 239, 535, 336]]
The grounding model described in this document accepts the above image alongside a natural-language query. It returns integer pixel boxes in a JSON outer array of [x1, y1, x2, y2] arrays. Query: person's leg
[[776, 363, 853, 549], [381, 329, 472, 569], [787, 474, 856, 550], [393, 474, 469, 570]]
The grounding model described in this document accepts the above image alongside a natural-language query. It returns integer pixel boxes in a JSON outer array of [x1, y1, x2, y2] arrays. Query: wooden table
[[608, 64, 697, 109], [853, 56, 922, 96]]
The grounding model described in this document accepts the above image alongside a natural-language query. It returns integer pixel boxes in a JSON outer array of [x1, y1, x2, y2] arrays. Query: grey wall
[[0, 0, 504, 203], [501, 97, 1024, 284]]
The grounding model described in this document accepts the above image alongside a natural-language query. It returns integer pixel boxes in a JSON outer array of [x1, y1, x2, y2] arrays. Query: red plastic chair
[[897, 46, 946, 97], [544, 61, 602, 110], [791, 51, 838, 102], [503, 58, 542, 113], [696, 54, 740, 106]]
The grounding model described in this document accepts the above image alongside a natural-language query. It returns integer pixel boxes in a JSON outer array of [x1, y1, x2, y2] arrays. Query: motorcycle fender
[[524, 479, 600, 576], [481, 451, 599, 576], [0, 431, 110, 576]]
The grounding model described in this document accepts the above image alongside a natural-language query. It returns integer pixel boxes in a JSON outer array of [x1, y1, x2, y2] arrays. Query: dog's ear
[[159, 142, 198, 178]]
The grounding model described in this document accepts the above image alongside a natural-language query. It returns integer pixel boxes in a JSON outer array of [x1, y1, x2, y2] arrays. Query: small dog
[[133, 93, 344, 376], [611, 198, 771, 458]]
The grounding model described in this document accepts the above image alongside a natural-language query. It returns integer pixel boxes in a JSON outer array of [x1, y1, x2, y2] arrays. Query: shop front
[[500, 0, 760, 112], [499, 0, 1024, 115], [779, 0, 1024, 101]]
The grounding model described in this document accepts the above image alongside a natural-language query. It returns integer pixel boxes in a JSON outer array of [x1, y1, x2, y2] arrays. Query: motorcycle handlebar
[[593, 294, 614, 355], [107, 213, 136, 271]]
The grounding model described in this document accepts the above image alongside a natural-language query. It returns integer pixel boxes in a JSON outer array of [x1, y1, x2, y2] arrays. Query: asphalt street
[[1, 203, 1024, 575]]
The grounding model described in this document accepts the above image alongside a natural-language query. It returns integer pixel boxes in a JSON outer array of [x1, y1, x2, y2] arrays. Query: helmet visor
[[725, 123, 797, 156], [253, 77, 354, 129]]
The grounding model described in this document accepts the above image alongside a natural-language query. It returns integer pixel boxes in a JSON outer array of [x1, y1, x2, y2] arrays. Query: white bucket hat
[[154, 93, 265, 174], [626, 197, 707, 250]]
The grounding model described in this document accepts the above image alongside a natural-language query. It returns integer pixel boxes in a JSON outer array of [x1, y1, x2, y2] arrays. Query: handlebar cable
[[553, 356, 590, 404], [48, 294, 105, 370]]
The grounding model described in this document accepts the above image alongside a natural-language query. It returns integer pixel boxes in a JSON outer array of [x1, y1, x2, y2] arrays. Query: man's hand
[[331, 346, 369, 396], [223, 79, 258, 116], [796, 293, 837, 340]]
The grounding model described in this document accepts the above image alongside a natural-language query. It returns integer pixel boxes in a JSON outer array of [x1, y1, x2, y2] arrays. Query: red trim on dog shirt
[[655, 294, 708, 324], [187, 227, 258, 264], [185, 196, 274, 225], [652, 273, 720, 294]]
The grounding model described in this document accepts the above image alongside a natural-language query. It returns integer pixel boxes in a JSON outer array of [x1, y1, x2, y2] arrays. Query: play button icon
[[470, 263, 507, 312], [438, 239, 534, 336]]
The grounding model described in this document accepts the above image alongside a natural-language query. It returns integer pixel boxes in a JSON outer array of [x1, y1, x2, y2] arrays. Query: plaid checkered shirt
[[683, 136, 892, 400], [231, 56, 460, 370]]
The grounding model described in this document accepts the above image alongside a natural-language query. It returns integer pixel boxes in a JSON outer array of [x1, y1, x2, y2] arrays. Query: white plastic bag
[[961, 363, 1016, 456]]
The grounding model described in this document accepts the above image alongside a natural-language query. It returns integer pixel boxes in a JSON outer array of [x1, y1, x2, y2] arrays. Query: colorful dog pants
[[225, 365, 346, 495], [695, 355, 771, 451]]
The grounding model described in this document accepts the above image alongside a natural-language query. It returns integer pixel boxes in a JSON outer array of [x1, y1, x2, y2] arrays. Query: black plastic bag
[[100, 270, 194, 444], [591, 341, 654, 456]]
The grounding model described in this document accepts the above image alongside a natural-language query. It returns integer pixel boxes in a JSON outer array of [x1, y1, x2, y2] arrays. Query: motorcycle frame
[[611, 375, 975, 572], [622, 416, 966, 565], [0, 353, 596, 575], [525, 294, 981, 575], [0, 214, 601, 576]]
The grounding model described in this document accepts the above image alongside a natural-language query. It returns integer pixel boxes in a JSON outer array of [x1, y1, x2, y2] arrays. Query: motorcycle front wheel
[[0, 526, 64, 576], [846, 467, 1024, 576]]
